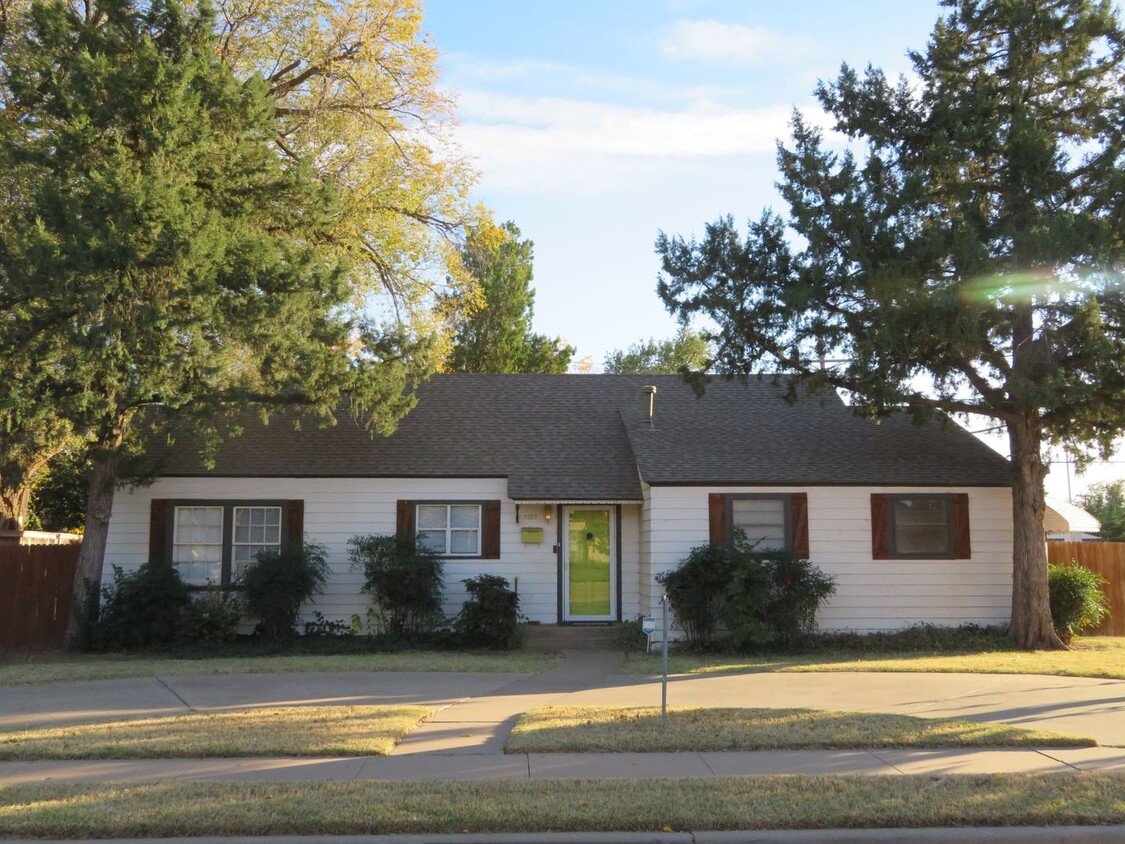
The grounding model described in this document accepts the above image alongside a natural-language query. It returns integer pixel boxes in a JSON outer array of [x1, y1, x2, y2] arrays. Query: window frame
[[415, 501, 484, 558], [725, 493, 793, 553], [166, 499, 289, 588], [885, 493, 956, 560]]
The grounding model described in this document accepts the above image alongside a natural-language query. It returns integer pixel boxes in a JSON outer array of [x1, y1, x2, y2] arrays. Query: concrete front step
[[519, 623, 622, 651]]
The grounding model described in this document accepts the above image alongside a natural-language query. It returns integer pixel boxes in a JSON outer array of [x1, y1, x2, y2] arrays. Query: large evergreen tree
[[445, 219, 574, 373], [0, 0, 421, 644], [657, 0, 1125, 649], [0, 0, 475, 531]]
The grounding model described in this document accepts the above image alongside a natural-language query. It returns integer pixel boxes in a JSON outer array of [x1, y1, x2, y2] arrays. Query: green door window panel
[[568, 509, 611, 616]]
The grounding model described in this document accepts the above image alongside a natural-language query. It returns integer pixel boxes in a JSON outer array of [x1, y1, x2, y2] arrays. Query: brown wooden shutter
[[790, 493, 809, 559], [952, 493, 971, 559], [871, 494, 890, 560], [708, 493, 729, 545], [285, 500, 304, 548], [396, 500, 415, 534], [149, 499, 168, 562], [481, 500, 501, 559]]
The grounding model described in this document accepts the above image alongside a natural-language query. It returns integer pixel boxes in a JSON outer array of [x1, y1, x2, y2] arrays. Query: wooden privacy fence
[[0, 543, 80, 650], [1048, 541, 1125, 636]]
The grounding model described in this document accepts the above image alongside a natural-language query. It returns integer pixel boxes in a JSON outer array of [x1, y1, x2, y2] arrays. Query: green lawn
[[505, 706, 1094, 753], [0, 706, 433, 759], [0, 651, 551, 686], [624, 636, 1125, 680], [2, 775, 1124, 837]]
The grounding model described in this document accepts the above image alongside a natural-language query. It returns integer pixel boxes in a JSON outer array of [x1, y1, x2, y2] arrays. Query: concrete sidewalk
[[3, 745, 1125, 784], [3, 651, 1125, 786]]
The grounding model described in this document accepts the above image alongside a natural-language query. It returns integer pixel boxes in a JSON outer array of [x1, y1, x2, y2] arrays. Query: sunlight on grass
[[0, 651, 551, 686], [505, 706, 1093, 753], [2, 775, 1124, 836], [622, 636, 1125, 680], [0, 705, 433, 759]]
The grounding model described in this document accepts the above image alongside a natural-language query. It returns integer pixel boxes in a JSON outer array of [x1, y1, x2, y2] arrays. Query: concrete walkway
[[3, 652, 1125, 784]]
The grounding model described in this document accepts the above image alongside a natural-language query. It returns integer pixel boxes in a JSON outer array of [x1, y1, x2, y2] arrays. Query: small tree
[[1079, 481, 1125, 541], [240, 542, 330, 642], [603, 327, 711, 374], [444, 218, 574, 373], [348, 531, 445, 637]]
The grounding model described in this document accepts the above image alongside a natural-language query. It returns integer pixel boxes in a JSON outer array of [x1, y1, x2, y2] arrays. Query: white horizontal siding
[[642, 485, 1014, 633], [104, 479, 643, 627]]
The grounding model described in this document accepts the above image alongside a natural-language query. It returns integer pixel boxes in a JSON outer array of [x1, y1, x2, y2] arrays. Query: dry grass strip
[[0, 705, 433, 759]]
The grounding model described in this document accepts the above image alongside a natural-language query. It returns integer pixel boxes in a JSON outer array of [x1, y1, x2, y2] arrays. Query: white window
[[232, 506, 282, 578], [731, 497, 788, 551], [173, 506, 224, 586], [417, 504, 481, 556], [890, 496, 953, 557]]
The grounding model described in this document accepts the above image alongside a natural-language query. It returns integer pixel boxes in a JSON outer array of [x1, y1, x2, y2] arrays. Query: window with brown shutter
[[399, 499, 502, 560], [150, 498, 303, 587], [871, 493, 970, 560], [708, 492, 810, 558]]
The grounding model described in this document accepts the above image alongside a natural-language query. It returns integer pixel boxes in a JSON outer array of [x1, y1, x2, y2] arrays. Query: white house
[[103, 374, 1015, 632]]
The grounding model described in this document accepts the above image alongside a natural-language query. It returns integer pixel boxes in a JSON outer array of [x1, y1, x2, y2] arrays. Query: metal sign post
[[660, 593, 669, 725]]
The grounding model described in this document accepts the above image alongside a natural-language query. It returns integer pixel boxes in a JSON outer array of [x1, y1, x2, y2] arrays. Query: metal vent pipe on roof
[[642, 385, 657, 426]]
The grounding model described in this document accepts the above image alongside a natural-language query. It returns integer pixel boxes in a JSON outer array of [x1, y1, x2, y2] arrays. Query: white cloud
[[452, 92, 805, 195], [441, 54, 738, 105], [662, 20, 815, 65]]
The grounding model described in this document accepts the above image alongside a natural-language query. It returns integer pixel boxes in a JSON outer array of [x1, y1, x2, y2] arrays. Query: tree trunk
[[0, 478, 31, 531], [1007, 413, 1065, 650], [62, 428, 125, 649], [0, 447, 66, 530]]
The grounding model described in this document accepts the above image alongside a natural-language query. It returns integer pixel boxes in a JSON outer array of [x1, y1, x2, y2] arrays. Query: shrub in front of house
[[95, 559, 191, 649], [1049, 562, 1110, 644], [656, 543, 744, 646], [179, 587, 244, 644], [240, 541, 330, 642], [455, 574, 521, 649], [348, 531, 445, 638], [658, 542, 836, 651], [765, 553, 838, 650]]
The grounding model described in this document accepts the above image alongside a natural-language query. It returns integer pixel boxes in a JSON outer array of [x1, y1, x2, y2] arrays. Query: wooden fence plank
[[1047, 541, 1125, 636], [0, 544, 81, 650]]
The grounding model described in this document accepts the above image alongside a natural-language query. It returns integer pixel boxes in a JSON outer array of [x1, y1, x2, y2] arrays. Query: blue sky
[[423, 0, 943, 369], [420, 0, 1124, 501]]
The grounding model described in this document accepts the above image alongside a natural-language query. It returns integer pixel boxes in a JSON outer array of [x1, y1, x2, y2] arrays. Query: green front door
[[564, 507, 615, 620]]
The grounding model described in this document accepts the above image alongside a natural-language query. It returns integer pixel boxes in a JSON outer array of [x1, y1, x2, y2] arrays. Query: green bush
[[304, 611, 356, 637], [656, 543, 743, 645], [1049, 563, 1110, 644], [455, 574, 521, 649], [657, 542, 836, 651], [348, 531, 445, 638], [96, 560, 191, 649], [766, 553, 838, 649], [720, 556, 773, 650], [240, 542, 330, 642], [180, 588, 243, 644], [801, 623, 1012, 654]]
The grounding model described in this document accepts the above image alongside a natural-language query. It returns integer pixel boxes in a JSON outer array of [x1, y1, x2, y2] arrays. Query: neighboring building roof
[[1044, 497, 1101, 534], [154, 374, 1012, 498]]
